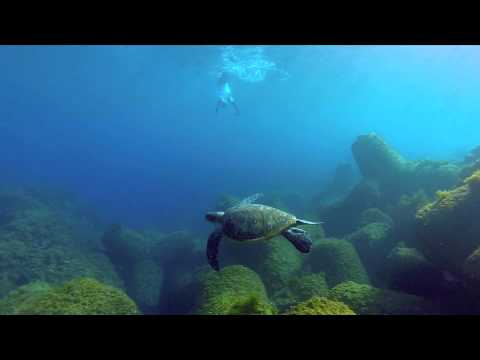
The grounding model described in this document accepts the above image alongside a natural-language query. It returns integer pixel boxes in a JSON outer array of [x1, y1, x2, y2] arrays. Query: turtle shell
[[222, 204, 297, 242]]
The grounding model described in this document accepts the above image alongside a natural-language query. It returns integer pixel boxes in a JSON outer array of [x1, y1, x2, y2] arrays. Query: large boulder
[[328, 281, 438, 315], [284, 296, 355, 315], [307, 238, 370, 287], [14, 277, 140, 315], [194, 265, 277, 315], [415, 170, 480, 275]]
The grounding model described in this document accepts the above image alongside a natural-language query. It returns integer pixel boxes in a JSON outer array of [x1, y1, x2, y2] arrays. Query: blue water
[[0, 45, 479, 233]]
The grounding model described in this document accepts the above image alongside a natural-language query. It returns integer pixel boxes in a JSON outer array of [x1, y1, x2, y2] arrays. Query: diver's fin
[[296, 219, 323, 225], [282, 227, 312, 253], [238, 193, 264, 206], [206, 228, 223, 271]]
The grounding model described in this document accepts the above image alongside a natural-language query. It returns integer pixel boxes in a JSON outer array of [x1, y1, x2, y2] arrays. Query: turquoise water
[[1, 45, 480, 314]]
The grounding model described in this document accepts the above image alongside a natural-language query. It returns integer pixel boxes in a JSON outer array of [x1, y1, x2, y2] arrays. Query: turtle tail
[[296, 219, 323, 225]]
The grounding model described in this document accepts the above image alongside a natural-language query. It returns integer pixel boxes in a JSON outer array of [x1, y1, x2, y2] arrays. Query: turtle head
[[206, 211, 225, 223]]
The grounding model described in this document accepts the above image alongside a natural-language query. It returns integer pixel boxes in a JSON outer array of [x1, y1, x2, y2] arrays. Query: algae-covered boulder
[[385, 246, 445, 297], [357, 208, 394, 228], [288, 273, 329, 302], [0, 187, 124, 296], [352, 133, 410, 186], [416, 170, 480, 275], [16, 277, 140, 315], [259, 237, 303, 294], [129, 259, 164, 314], [0, 238, 124, 298], [412, 160, 461, 196], [307, 238, 370, 287], [101, 224, 150, 265], [272, 272, 329, 311], [387, 190, 431, 247], [222, 236, 303, 295], [0, 281, 52, 315], [328, 281, 436, 315], [318, 180, 382, 237], [347, 222, 395, 285], [351, 134, 460, 203], [285, 296, 356, 315], [195, 265, 277, 315]]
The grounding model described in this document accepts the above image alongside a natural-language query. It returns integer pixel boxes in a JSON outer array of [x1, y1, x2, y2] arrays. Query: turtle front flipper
[[282, 227, 312, 253], [206, 228, 224, 271]]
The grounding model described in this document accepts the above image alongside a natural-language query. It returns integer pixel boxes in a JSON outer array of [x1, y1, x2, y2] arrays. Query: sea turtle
[[205, 194, 323, 271]]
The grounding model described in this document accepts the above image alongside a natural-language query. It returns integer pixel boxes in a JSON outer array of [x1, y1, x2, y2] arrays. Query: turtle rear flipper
[[296, 219, 323, 225], [207, 228, 223, 271], [282, 227, 312, 253]]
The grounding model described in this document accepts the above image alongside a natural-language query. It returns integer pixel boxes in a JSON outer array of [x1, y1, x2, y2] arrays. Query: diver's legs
[[282, 227, 312, 253], [231, 100, 240, 116]]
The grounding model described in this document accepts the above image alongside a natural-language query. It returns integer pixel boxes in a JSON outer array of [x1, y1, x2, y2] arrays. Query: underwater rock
[[318, 179, 381, 237], [101, 224, 150, 266], [15, 277, 140, 315], [150, 230, 199, 267], [351, 133, 460, 202], [0, 281, 52, 315], [386, 190, 431, 247], [0, 236, 124, 298], [221, 235, 304, 296], [159, 265, 210, 314], [284, 296, 355, 315], [258, 237, 304, 294], [311, 163, 357, 209], [288, 273, 329, 302], [328, 281, 436, 315], [194, 265, 277, 315], [464, 247, 480, 286], [411, 160, 461, 195], [129, 259, 164, 314], [416, 170, 480, 275], [307, 238, 370, 287], [352, 133, 410, 186], [385, 246, 445, 298], [462, 145, 480, 165], [357, 208, 394, 228], [270, 272, 329, 311], [346, 222, 395, 285]]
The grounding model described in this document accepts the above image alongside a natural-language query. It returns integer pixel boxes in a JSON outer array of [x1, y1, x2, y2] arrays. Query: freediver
[[216, 72, 240, 116]]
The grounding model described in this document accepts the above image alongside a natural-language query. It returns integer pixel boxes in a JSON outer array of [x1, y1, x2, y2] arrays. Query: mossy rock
[[16, 277, 140, 315], [385, 246, 445, 297], [101, 224, 150, 265], [0, 281, 52, 315], [416, 170, 480, 274], [285, 296, 355, 315], [328, 281, 436, 315], [352, 133, 410, 182], [357, 208, 394, 228], [347, 222, 395, 285], [318, 180, 382, 237], [195, 265, 277, 315], [272, 273, 329, 311], [222, 236, 303, 295], [386, 190, 431, 248], [307, 238, 370, 287], [129, 259, 164, 313], [259, 237, 304, 294], [288, 273, 329, 302], [0, 238, 124, 297]]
